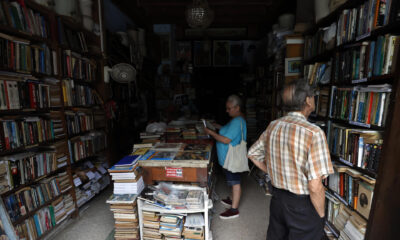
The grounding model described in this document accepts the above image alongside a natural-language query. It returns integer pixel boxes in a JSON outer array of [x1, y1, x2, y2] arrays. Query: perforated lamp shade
[[186, 0, 214, 29]]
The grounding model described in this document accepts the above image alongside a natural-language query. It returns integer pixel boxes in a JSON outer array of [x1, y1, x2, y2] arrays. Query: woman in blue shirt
[[204, 95, 247, 219]]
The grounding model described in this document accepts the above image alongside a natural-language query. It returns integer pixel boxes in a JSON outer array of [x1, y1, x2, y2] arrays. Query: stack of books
[[56, 172, 72, 193], [182, 128, 197, 140], [333, 204, 367, 240], [142, 211, 162, 239], [186, 190, 203, 210], [108, 155, 144, 195], [159, 214, 184, 239], [107, 194, 140, 240], [50, 111, 67, 140], [140, 133, 162, 144], [0, 160, 10, 194], [52, 196, 68, 225], [63, 193, 75, 216], [183, 214, 205, 240]]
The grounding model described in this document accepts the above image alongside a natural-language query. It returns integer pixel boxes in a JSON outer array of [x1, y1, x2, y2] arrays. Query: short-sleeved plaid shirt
[[248, 112, 333, 195]]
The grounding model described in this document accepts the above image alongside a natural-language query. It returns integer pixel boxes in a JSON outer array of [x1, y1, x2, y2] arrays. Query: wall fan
[[104, 63, 138, 106]]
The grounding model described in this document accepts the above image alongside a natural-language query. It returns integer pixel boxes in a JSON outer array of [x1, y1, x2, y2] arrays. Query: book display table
[[139, 145, 215, 188]]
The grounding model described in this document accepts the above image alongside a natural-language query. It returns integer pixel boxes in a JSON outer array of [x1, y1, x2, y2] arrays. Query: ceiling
[[111, 0, 296, 38]]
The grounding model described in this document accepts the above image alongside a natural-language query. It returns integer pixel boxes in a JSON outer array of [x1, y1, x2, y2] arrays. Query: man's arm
[[308, 178, 325, 217], [248, 131, 268, 173]]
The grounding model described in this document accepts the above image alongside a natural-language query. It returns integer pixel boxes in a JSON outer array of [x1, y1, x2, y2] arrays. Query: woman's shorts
[[224, 169, 242, 186]]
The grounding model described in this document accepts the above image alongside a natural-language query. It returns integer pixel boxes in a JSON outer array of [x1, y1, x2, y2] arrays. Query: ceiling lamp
[[186, 0, 214, 29]]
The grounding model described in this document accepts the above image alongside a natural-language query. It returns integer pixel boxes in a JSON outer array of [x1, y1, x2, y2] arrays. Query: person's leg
[[283, 196, 324, 240], [231, 183, 241, 209], [266, 194, 288, 240]]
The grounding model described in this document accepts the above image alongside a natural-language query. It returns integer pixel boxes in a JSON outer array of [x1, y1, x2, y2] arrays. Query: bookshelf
[[301, 0, 400, 239], [0, 0, 110, 239]]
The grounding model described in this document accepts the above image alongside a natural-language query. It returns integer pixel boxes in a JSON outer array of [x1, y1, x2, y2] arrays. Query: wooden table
[[139, 144, 215, 188]]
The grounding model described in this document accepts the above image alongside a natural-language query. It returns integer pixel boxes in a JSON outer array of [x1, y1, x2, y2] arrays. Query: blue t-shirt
[[216, 116, 247, 166]]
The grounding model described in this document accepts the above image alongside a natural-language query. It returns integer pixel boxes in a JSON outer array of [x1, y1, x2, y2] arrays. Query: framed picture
[[176, 41, 192, 62], [213, 40, 230, 66], [229, 41, 244, 66], [285, 57, 303, 76], [194, 41, 211, 67], [160, 34, 171, 61]]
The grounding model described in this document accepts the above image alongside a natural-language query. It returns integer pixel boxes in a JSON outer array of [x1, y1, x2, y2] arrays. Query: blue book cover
[[139, 150, 156, 160], [115, 155, 139, 167], [374, 37, 383, 76], [368, 41, 375, 77], [33, 214, 42, 236], [348, 175, 353, 206]]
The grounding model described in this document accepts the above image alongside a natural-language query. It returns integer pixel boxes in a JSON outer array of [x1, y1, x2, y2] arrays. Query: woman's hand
[[204, 127, 214, 136]]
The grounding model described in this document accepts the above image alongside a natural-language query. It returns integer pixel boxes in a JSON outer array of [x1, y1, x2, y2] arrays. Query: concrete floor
[[51, 173, 271, 240], [211, 172, 271, 240]]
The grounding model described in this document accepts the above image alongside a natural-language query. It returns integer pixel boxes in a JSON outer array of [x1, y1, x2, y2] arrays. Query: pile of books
[[56, 172, 73, 193], [108, 155, 144, 195], [159, 214, 184, 239], [107, 194, 140, 240], [140, 132, 162, 144], [333, 204, 367, 240], [183, 213, 205, 240], [63, 193, 75, 216], [0, 160, 10, 194], [142, 211, 162, 239], [186, 190, 203, 209], [182, 128, 197, 140]]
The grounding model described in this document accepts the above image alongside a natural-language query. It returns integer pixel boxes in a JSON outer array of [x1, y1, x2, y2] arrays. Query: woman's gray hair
[[281, 79, 315, 111], [227, 94, 243, 111]]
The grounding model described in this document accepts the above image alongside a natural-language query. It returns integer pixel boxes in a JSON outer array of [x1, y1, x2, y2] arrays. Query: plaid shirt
[[248, 112, 333, 195]]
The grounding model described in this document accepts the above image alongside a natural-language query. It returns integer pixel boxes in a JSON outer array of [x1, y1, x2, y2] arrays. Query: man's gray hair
[[227, 94, 243, 111], [282, 79, 315, 111]]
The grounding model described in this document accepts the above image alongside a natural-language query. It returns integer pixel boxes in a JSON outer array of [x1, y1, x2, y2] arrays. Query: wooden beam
[[138, 0, 274, 7]]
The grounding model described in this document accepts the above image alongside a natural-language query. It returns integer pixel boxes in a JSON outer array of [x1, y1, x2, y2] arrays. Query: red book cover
[[340, 173, 344, 197], [366, 92, 374, 124], [9, 41, 15, 69], [3, 122, 10, 150], [3, 81, 10, 110], [28, 123, 34, 145]]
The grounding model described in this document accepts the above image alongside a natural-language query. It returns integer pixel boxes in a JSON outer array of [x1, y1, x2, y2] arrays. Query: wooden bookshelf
[[0, 0, 109, 238], [11, 189, 73, 226], [301, 0, 400, 238]]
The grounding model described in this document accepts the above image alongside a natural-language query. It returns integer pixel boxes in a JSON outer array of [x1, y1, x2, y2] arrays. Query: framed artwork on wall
[[194, 41, 211, 67], [213, 40, 230, 66]]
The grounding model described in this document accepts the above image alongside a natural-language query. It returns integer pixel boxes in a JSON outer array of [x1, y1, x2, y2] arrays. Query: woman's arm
[[213, 123, 222, 129], [204, 128, 231, 144]]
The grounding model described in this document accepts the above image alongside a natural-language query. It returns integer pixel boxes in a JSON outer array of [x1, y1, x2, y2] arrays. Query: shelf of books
[[303, 0, 400, 239], [0, 0, 108, 238]]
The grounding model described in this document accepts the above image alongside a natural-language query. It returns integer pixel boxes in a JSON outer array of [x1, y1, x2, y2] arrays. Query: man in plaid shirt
[[248, 79, 333, 240]]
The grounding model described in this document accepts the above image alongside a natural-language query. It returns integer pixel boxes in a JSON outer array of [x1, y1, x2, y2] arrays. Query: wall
[[103, 0, 135, 32]]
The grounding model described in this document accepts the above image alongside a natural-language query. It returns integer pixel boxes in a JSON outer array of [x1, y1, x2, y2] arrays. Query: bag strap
[[240, 118, 244, 142]]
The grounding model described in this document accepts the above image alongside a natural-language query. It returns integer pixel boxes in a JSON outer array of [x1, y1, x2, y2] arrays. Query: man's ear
[[305, 96, 313, 107]]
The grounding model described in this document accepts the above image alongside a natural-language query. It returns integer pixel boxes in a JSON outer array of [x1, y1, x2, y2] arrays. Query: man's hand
[[308, 178, 325, 218]]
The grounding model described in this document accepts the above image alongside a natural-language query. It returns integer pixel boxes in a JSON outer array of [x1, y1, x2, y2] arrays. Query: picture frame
[[285, 57, 303, 76], [213, 40, 230, 67], [194, 41, 211, 67], [176, 41, 192, 62], [159, 34, 171, 61], [229, 41, 244, 66]]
